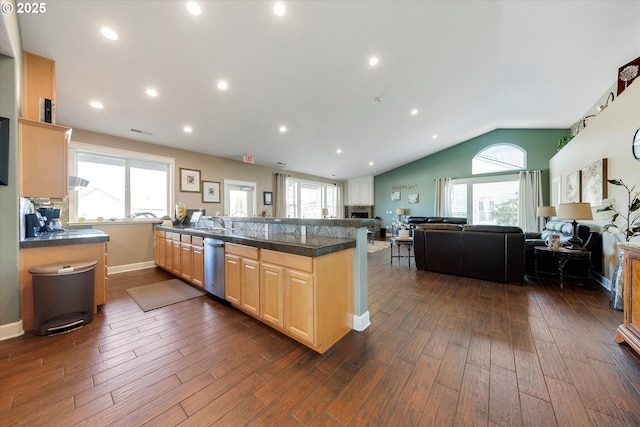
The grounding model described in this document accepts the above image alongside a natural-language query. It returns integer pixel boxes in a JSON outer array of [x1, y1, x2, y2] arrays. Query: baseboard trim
[[353, 311, 371, 331], [108, 261, 157, 275], [0, 320, 24, 341]]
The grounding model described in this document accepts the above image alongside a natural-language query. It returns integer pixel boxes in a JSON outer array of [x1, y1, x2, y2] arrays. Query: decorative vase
[[609, 248, 625, 311]]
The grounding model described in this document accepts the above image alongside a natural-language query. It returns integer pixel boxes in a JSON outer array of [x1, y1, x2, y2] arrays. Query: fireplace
[[350, 212, 369, 219], [345, 206, 372, 219]]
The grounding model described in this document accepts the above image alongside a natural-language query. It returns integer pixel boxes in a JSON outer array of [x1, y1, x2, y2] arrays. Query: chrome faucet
[[209, 216, 226, 229]]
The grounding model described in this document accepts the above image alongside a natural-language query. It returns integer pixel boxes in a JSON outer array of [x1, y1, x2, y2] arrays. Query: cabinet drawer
[[155, 229, 165, 238], [261, 249, 313, 273], [192, 236, 204, 246], [165, 232, 179, 241], [225, 242, 259, 259], [181, 234, 191, 244]]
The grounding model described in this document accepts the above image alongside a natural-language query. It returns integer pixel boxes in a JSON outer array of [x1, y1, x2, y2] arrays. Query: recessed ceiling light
[[369, 56, 379, 66], [217, 80, 228, 90], [274, 2, 286, 16], [432, 134, 438, 139], [369, 162, 374, 166], [279, 125, 287, 133], [187, 1, 201, 16], [146, 88, 158, 97], [184, 126, 193, 133], [336, 149, 342, 154], [410, 109, 418, 116], [100, 27, 118, 41], [89, 101, 104, 109]]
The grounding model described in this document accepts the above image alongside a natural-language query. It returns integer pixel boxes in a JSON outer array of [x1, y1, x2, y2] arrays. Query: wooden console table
[[615, 243, 640, 355]]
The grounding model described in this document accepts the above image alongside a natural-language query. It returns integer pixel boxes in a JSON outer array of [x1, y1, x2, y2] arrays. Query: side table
[[534, 246, 592, 289], [390, 237, 414, 266]]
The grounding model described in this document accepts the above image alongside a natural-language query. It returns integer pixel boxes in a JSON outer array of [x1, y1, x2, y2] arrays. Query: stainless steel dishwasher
[[204, 238, 225, 299]]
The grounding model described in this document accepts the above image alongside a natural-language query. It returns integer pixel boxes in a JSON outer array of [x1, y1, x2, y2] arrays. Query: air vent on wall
[[130, 128, 153, 136]]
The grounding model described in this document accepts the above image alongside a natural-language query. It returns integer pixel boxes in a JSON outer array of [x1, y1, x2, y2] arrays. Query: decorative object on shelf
[[263, 191, 273, 206], [581, 158, 608, 206], [566, 171, 581, 202], [536, 205, 556, 227], [557, 129, 574, 151], [633, 128, 640, 161], [321, 208, 329, 218], [202, 181, 221, 203], [597, 92, 615, 113], [617, 55, 640, 96], [557, 202, 593, 249], [408, 193, 419, 204], [597, 178, 640, 310], [180, 168, 201, 193]]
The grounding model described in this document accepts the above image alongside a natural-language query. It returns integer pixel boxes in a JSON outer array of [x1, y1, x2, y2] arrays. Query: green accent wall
[[374, 128, 566, 228]]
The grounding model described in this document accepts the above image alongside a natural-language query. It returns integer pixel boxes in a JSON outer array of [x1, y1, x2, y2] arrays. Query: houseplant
[[597, 179, 640, 310]]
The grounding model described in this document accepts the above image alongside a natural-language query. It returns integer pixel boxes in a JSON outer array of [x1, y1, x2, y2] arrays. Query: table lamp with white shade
[[557, 202, 592, 249], [536, 205, 557, 227]]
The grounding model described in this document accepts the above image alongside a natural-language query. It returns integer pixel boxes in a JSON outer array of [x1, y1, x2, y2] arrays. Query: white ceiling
[[18, 1, 640, 181]]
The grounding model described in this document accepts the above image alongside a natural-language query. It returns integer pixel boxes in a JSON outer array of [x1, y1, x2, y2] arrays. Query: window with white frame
[[69, 142, 175, 222], [286, 177, 338, 218], [472, 144, 526, 175]]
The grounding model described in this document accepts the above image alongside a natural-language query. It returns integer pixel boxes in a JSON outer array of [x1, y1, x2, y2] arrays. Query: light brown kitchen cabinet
[[19, 242, 107, 332], [228, 244, 354, 353], [23, 51, 56, 122], [225, 243, 260, 317], [18, 118, 71, 199], [615, 243, 640, 355], [260, 263, 284, 328], [154, 230, 166, 269], [180, 234, 192, 282], [191, 236, 204, 288]]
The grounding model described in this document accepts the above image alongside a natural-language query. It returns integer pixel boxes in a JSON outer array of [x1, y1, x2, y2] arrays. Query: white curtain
[[275, 173, 288, 218], [434, 177, 452, 216], [519, 170, 543, 232]]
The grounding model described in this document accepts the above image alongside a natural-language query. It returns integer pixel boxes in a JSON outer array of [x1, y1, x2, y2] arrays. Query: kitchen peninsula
[[155, 217, 373, 353], [19, 229, 110, 332]]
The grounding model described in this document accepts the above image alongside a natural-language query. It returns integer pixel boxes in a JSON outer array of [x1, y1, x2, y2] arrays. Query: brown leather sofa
[[413, 224, 525, 283]]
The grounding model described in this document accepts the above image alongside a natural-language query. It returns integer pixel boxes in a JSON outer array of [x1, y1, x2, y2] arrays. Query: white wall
[[550, 79, 640, 285]]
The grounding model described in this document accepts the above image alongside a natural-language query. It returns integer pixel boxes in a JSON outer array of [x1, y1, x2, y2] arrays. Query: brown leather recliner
[[413, 224, 525, 283]]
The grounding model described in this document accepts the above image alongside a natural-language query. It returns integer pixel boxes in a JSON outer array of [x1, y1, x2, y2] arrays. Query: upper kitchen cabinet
[[23, 52, 56, 122], [19, 118, 71, 199], [346, 176, 374, 206]]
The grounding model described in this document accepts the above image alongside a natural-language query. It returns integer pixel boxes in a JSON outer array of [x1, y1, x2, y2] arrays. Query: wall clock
[[634, 128, 640, 161]]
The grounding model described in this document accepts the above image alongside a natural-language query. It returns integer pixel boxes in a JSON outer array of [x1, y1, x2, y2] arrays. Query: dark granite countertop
[[19, 229, 110, 249], [157, 225, 356, 257]]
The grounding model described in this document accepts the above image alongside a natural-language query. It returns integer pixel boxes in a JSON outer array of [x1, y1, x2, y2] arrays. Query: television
[[0, 117, 9, 185]]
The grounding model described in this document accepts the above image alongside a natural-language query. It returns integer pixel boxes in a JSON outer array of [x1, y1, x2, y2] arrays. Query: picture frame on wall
[[391, 191, 400, 201], [566, 171, 581, 203], [581, 158, 608, 206], [263, 191, 273, 206], [202, 181, 221, 203], [551, 176, 561, 210], [180, 168, 201, 193]]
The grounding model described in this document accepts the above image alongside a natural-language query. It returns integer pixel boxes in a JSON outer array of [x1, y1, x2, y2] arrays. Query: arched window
[[472, 144, 526, 174]]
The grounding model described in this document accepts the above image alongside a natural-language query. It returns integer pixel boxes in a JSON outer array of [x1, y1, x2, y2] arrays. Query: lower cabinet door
[[241, 258, 260, 317], [181, 243, 192, 281], [191, 244, 204, 288], [224, 254, 241, 305], [285, 270, 315, 344], [260, 263, 284, 328]]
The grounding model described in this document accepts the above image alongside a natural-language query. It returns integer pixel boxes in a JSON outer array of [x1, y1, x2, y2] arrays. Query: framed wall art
[[551, 176, 561, 210], [566, 171, 581, 203], [581, 158, 607, 206], [391, 191, 400, 201], [263, 191, 273, 206], [180, 168, 201, 193], [408, 193, 419, 204], [202, 181, 221, 203]]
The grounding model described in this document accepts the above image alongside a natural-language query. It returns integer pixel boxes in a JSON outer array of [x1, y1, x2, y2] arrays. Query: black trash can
[[29, 260, 97, 336]]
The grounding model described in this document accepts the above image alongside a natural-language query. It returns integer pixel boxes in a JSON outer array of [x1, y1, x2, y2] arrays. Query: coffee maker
[[25, 212, 46, 237], [37, 207, 64, 232]]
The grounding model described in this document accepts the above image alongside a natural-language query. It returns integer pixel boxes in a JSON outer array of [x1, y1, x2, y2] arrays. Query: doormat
[[126, 279, 206, 312], [367, 240, 389, 254]]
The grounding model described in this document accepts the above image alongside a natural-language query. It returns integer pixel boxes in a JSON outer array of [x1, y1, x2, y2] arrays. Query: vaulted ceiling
[[18, 1, 640, 180]]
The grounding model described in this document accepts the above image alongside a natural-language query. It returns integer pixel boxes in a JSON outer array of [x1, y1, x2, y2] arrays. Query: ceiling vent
[[130, 128, 153, 136]]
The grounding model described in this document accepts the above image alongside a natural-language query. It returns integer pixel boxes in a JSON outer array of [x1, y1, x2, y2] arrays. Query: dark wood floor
[[2, 248, 640, 426]]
